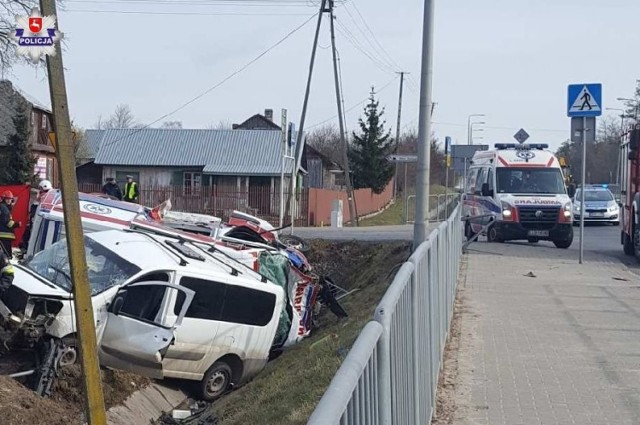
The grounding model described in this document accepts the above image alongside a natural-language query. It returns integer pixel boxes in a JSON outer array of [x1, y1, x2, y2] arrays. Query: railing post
[[375, 310, 392, 425]]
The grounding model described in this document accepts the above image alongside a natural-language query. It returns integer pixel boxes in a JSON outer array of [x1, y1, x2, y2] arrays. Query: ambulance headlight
[[563, 203, 572, 218], [501, 201, 516, 221]]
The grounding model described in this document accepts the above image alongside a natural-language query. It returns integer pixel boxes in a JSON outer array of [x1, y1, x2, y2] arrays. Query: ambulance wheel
[[201, 362, 232, 401], [612, 221, 620, 226], [554, 238, 572, 249], [623, 231, 634, 256], [487, 225, 502, 243], [465, 222, 476, 241]]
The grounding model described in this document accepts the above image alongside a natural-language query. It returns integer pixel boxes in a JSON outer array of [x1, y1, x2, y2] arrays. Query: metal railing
[[406, 193, 460, 223], [308, 202, 463, 425]]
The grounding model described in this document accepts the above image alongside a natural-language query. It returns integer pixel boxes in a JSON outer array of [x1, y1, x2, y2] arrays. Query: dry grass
[[212, 240, 412, 425]]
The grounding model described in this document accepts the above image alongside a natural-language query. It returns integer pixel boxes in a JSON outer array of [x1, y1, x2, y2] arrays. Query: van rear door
[[97, 281, 194, 379]]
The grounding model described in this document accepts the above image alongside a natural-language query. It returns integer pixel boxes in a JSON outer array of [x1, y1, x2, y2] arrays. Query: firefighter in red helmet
[[0, 191, 20, 259]]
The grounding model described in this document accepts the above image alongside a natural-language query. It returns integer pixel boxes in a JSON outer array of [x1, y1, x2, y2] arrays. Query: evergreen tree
[[2, 104, 35, 184], [348, 88, 395, 194]]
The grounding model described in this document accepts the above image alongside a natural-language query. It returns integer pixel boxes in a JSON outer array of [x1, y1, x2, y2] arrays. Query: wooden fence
[[78, 183, 310, 226]]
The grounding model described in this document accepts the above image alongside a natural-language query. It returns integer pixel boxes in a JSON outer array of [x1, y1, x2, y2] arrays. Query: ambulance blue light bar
[[495, 143, 549, 150]]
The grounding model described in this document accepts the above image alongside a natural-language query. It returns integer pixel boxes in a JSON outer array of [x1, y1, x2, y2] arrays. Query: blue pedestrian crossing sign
[[567, 83, 602, 117]]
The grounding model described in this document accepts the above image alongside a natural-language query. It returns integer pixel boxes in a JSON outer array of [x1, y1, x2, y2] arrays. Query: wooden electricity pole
[[328, 0, 358, 226], [39, 0, 107, 423]]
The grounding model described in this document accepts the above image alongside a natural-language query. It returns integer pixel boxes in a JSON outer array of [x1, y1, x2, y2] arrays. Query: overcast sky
[[5, 0, 640, 151]]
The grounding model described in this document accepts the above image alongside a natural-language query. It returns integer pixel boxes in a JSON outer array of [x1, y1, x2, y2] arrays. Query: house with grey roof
[[78, 128, 307, 218], [0, 80, 57, 184]]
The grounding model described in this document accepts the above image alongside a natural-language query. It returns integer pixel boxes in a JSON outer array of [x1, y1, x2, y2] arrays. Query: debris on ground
[[524, 271, 537, 278], [152, 402, 219, 425]]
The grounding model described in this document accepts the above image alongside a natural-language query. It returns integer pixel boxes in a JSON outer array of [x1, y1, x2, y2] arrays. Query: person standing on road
[[123, 175, 140, 203], [102, 177, 123, 200], [0, 192, 20, 259]]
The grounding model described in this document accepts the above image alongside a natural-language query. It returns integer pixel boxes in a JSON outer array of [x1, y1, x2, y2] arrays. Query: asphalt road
[[569, 222, 640, 272]]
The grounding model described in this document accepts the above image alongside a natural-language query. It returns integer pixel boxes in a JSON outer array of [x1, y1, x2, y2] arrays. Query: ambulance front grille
[[518, 206, 560, 229]]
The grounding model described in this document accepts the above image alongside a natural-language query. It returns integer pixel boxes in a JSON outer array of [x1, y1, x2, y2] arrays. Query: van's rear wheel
[[200, 362, 232, 402]]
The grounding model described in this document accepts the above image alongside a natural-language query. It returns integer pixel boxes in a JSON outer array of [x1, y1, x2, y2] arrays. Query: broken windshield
[[496, 168, 566, 195], [24, 236, 141, 295]]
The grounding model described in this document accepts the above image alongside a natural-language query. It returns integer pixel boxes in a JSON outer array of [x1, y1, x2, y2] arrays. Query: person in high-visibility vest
[[0, 191, 20, 259], [0, 253, 14, 293], [123, 175, 140, 203]]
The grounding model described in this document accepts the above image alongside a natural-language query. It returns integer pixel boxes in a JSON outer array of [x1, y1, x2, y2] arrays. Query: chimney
[[264, 109, 273, 122]]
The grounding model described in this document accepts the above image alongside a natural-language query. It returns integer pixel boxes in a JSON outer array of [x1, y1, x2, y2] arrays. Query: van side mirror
[[481, 183, 493, 197]]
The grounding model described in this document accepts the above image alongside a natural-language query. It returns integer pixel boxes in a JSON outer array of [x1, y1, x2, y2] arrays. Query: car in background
[[572, 185, 620, 225]]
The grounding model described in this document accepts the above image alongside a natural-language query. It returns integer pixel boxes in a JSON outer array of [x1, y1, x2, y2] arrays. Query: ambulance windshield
[[496, 168, 566, 195]]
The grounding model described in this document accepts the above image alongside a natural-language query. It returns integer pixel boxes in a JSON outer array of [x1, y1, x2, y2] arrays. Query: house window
[[41, 114, 47, 129], [184, 172, 202, 195]]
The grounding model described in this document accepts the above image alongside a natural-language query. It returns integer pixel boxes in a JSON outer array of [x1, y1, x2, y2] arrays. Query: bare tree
[[160, 120, 182, 129], [93, 104, 140, 129], [207, 120, 232, 130], [307, 124, 342, 164], [71, 121, 91, 165], [0, 1, 35, 75]]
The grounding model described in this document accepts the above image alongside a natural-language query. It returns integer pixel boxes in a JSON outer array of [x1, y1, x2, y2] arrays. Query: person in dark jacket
[[123, 175, 140, 203], [0, 191, 20, 259], [102, 177, 123, 200], [0, 253, 14, 293]]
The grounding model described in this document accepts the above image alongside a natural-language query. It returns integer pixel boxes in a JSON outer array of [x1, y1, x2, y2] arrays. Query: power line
[[98, 12, 318, 148], [349, 1, 401, 72], [307, 74, 399, 130], [339, 2, 397, 73], [64, 9, 312, 15], [335, 20, 395, 75]]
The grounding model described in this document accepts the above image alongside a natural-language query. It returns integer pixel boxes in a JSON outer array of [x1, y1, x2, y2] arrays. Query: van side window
[[221, 285, 276, 327], [174, 277, 276, 327], [174, 277, 225, 320], [115, 285, 167, 325]]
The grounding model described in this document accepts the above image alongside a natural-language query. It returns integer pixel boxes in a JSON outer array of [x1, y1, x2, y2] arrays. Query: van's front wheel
[[201, 362, 232, 402]]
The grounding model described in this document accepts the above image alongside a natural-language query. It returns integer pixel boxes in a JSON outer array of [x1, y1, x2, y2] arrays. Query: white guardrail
[[307, 203, 463, 425]]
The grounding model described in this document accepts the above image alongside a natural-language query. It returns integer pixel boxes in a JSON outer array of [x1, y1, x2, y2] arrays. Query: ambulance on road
[[463, 143, 574, 248]]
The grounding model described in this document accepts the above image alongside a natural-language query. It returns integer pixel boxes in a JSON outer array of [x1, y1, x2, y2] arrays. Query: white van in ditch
[[0, 229, 285, 401], [462, 143, 574, 248]]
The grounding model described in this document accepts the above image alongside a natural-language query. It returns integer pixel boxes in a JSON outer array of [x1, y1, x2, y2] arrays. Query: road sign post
[[387, 155, 418, 223], [568, 83, 602, 264]]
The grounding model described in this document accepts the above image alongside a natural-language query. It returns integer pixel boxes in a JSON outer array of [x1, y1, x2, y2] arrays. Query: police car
[[572, 184, 620, 225]]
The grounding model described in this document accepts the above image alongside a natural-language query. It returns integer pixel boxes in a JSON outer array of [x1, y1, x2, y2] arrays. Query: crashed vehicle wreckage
[[0, 190, 347, 399]]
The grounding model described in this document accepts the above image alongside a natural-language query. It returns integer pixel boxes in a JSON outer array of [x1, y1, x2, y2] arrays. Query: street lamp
[[470, 122, 485, 144], [617, 97, 639, 120], [467, 114, 485, 145]]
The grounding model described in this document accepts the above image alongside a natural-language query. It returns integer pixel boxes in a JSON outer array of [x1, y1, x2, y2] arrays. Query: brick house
[[0, 80, 57, 184]]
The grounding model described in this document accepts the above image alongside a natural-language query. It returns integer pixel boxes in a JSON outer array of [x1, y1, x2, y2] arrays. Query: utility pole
[[413, 0, 436, 247], [284, 0, 326, 224], [394, 72, 407, 200], [329, 0, 357, 226], [39, 0, 107, 424]]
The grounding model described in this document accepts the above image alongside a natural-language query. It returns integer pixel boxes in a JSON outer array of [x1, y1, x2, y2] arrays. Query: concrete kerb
[[101, 382, 189, 425]]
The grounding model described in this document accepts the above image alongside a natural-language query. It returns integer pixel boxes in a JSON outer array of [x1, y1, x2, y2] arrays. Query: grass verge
[[359, 185, 451, 226], [213, 240, 411, 425]]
